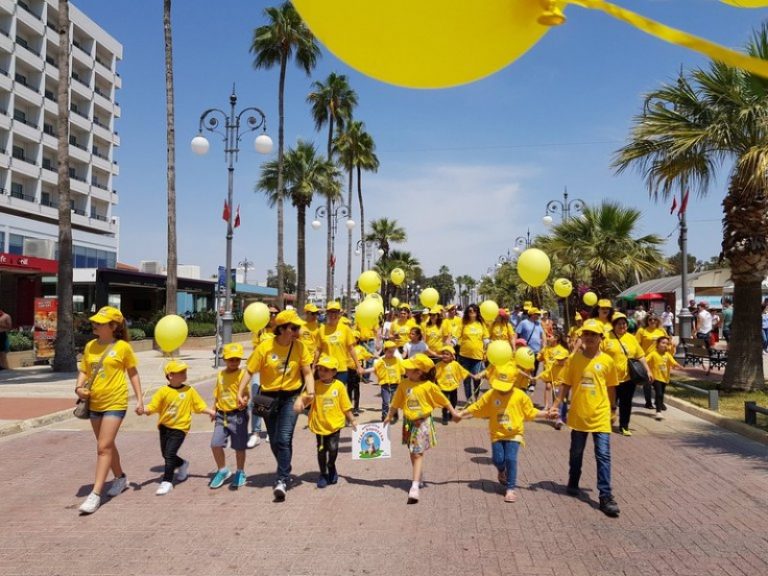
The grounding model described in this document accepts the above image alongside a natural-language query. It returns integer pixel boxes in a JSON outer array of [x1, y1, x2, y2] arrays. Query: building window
[[8, 234, 23, 255], [0, 231, 4, 252], [73, 245, 87, 268]]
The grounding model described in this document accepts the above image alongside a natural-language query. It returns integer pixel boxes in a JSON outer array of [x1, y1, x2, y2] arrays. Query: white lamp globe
[[311, 220, 322, 230], [377, 248, 384, 257], [542, 215, 554, 227], [191, 135, 210, 155], [345, 219, 355, 231], [254, 134, 273, 154], [355, 247, 361, 255]]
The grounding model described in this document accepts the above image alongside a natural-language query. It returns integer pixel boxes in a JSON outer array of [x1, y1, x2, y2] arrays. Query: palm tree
[[257, 140, 341, 310], [613, 26, 768, 390], [251, 2, 320, 308], [464, 277, 477, 307], [163, 0, 177, 314], [52, 0, 76, 372], [365, 217, 406, 259], [307, 73, 358, 299]]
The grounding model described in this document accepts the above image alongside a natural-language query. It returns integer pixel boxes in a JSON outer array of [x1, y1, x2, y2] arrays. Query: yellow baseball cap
[[490, 362, 518, 392], [552, 349, 569, 361], [316, 355, 339, 370], [222, 342, 244, 359], [274, 309, 306, 327], [597, 298, 613, 308], [430, 306, 443, 314], [581, 319, 605, 335], [611, 312, 627, 323], [89, 306, 123, 324], [440, 345, 455, 355], [383, 341, 397, 350], [304, 303, 319, 313], [398, 303, 411, 310], [164, 360, 189, 375], [326, 301, 342, 311], [527, 307, 541, 315], [401, 353, 434, 372]]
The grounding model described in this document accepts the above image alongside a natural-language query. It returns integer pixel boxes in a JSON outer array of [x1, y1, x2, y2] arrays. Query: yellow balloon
[[486, 340, 513, 367], [583, 291, 598, 307], [479, 300, 499, 324], [365, 294, 385, 316], [517, 248, 551, 288], [154, 314, 188, 353], [356, 298, 380, 329], [293, 0, 553, 89], [243, 302, 270, 333], [390, 297, 400, 308], [515, 346, 536, 371], [390, 268, 405, 286], [358, 270, 382, 294], [553, 278, 573, 298], [720, 0, 768, 7], [419, 287, 439, 308]]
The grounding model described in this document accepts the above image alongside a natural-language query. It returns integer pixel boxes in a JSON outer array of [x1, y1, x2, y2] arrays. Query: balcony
[[69, 109, 91, 131], [10, 188, 35, 202], [68, 144, 89, 164], [71, 76, 91, 100], [16, 3, 44, 35], [0, 30, 11, 53], [72, 207, 86, 216], [91, 179, 109, 191], [0, 70, 11, 92]]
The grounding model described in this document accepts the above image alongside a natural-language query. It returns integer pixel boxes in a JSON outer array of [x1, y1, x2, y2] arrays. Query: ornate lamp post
[[355, 239, 384, 270], [512, 229, 533, 252], [542, 187, 585, 226], [312, 203, 355, 304], [238, 257, 254, 285], [191, 86, 272, 347]]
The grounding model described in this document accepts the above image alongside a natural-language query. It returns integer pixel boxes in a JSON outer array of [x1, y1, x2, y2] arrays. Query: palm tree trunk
[[346, 165, 353, 308], [276, 54, 287, 308], [52, 0, 76, 372], [357, 165, 365, 274], [297, 203, 306, 311], [163, 0, 177, 314], [325, 118, 334, 302], [722, 278, 764, 390]]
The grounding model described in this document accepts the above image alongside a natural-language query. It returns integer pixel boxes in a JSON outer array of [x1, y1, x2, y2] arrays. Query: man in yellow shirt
[[550, 319, 620, 518], [390, 304, 416, 350], [301, 303, 322, 359]]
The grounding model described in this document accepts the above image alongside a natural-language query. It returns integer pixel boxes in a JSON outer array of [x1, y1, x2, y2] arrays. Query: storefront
[[0, 252, 58, 328]]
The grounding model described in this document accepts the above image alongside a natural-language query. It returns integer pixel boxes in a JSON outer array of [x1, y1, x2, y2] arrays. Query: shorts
[[402, 416, 436, 455], [89, 409, 127, 419], [0, 332, 8, 352], [211, 409, 249, 451]]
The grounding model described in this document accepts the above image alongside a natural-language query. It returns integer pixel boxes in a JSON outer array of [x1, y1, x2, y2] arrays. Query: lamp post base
[[221, 311, 234, 348]]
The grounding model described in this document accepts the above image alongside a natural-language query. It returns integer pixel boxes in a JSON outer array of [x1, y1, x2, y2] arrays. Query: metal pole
[[678, 187, 692, 340], [221, 92, 237, 347]]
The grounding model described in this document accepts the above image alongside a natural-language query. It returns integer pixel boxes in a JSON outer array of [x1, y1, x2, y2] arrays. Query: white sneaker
[[273, 480, 287, 501], [655, 412, 663, 421], [175, 460, 189, 482], [106, 474, 127, 497], [79, 492, 101, 514], [156, 481, 173, 496], [247, 433, 260, 449]]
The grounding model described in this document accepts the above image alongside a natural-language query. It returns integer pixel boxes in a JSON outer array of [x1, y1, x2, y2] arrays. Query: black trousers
[[159, 425, 186, 482], [316, 430, 340, 478], [347, 370, 360, 412], [615, 380, 636, 430], [653, 380, 667, 410], [442, 389, 458, 422]]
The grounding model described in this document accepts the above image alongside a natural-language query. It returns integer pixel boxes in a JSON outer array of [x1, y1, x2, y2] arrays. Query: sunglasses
[[287, 325, 301, 332]]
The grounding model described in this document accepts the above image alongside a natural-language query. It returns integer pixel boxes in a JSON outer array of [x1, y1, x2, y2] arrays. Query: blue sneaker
[[232, 469, 247, 489], [209, 468, 231, 489], [328, 470, 338, 485], [317, 475, 328, 489]]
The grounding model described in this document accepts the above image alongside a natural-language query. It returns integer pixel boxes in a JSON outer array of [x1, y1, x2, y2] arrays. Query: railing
[[0, 66, 8, 76], [70, 107, 88, 119], [744, 402, 768, 428], [13, 114, 36, 128], [91, 181, 108, 191], [72, 207, 86, 216], [69, 140, 87, 151], [72, 39, 89, 55], [93, 150, 108, 160], [91, 213, 108, 222], [43, 124, 56, 136], [45, 56, 57, 68], [70, 174, 86, 183], [42, 160, 53, 170], [72, 74, 89, 88], [18, 0, 39, 19], [10, 189, 35, 202], [94, 86, 110, 99], [40, 197, 56, 207], [669, 380, 719, 411], [16, 37, 40, 57], [44, 90, 57, 102], [46, 20, 56, 32]]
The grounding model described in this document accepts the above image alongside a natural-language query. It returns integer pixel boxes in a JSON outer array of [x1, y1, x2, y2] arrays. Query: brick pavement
[[1, 375, 767, 576]]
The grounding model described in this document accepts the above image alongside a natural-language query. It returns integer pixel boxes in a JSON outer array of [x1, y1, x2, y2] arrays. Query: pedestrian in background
[[0, 308, 12, 370]]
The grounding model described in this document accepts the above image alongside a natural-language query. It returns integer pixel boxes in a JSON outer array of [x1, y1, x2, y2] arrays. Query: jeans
[[558, 399, 568, 422], [346, 370, 360, 412], [762, 328, 768, 351], [249, 380, 262, 434], [336, 370, 349, 385], [653, 380, 667, 409], [159, 425, 186, 482], [616, 380, 636, 429], [568, 430, 612, 499], [380, 384, 398, 420], [458, 355, 484, 402], [442, 389, 458, 422], [316, 430, 340, 479], [492, 440, 520, 490], [263, 393, 300, 482]]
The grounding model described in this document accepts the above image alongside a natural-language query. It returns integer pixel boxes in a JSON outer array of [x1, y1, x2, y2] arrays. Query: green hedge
[[128, 328, 146, 341], [8, 330, 33, 352]]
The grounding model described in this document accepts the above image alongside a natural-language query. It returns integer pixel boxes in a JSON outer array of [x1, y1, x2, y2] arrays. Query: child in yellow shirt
[[459, 363, 549, 503], [537, 347, 570, 428], [436, 345, 482, 424], [142, 360, 216, 495], [645, 336, 681, 420], [366, 341, 403, 422], [348, 332, 373, 416], [295, 355, 357, 487]]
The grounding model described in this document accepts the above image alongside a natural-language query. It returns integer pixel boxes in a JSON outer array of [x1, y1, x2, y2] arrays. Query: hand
[[548, 406, 559, 418], [75, 387, 90, 400], [134, 402, 144, 416], [451, 413, 462, 423], [292, 396, 305, 414], [350, 420, 358, 431], [382, 416, 391, 427], [237, 394, 248, 409]]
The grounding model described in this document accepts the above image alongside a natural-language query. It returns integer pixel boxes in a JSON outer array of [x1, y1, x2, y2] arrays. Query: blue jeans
[[568, 431, 612, 499], [336, 370, 349, 385], [380, 384, 398, 420], [264, 393, 300, 483], [492, 440, 520, 490], [458, 355, 484, 402], [248, 380, 262, 434], [762, 328, 768, 351]]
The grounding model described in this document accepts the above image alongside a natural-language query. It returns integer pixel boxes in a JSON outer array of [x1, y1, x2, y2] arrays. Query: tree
[[307, 72, 358, 298], [52, 0, 75, 372], [365, 217, 406, 259], [257, 140, 341, 310], [613, 26, 768, 390], [267, 264, 296, 295], [251, 2, 320, 308], [666, 252, 698, 277], [424, 265, 456, 307], [163, 0, 177, 314]]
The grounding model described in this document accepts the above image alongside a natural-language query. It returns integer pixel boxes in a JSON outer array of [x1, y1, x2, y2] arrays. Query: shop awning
[[0, 253, 57, 274]]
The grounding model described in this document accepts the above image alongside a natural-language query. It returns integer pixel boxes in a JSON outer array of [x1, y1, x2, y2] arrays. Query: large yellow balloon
[[479, 300, 499, 324], [154, 314, 188, 353], [356, 298, 380, 329], [390, 268, 405, 286], [243, 302, 270, 333], [515, 346, 536, 371], [358, 270, 382, 294], [721, 1, 768, 7], [583, 291, 598, 307], [293, 0, 552, 89], [420, 288, 439, 308], [486, 340, 513, 367], [553, 278, 573, 298], [365, 294, 385, 317], [390, 297, 400, 308], [517, 248, 551, 288]]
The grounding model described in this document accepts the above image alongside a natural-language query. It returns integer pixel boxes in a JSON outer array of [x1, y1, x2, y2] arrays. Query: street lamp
[[542, 187, 585, 226], [191, 86, 272, 348], [238, 257, 254, 285], [512, 229, 533, 252], [312, 203, 355, 303], [355, 239, 384, 270]]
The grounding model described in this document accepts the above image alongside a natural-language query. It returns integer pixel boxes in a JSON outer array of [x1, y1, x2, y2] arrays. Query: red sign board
[[34, 297, 57, 360], [0, 253, 58, 274]]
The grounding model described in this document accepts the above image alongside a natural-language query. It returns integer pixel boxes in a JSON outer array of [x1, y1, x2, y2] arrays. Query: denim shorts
[[211, 409, 249, 451], [89, 409, 127, 419]]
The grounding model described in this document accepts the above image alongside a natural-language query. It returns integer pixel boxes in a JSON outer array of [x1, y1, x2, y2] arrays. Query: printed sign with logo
[[352, 422, 391, 460], [33, 297, 57, 360]]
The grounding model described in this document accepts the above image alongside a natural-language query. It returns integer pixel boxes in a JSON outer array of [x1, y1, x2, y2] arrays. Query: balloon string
[[563, 0, 768, 79]]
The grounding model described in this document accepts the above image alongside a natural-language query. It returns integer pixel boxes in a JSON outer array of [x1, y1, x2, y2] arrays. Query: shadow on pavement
[[527, 480, 599, 509]]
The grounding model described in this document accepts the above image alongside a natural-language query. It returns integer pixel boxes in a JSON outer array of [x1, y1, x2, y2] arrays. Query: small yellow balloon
[[243, 302, 270, 333], [358, 270, 382, 294], [486, 340, 513, 367], [355, 298, 380, 329], [390, 268, 405, 286], [365, 294, 385, 316], [154, 314, 188, 353], [720, 0, 768, 7], [517, 248, 551, 288], [553, 278, 573, 298], [420, 288, 439, 308], [583, 291, 598, 307], [515, 346, 536, 371], [479, 300, 499, 324], [390, 297, 400, 308]]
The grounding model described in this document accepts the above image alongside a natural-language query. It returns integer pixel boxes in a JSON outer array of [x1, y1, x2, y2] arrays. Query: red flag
[[678, 190, 689, 216], [234, 204, 240, 228], [670, 196, 678, 215], [222, 200, 230, 222], [329, 253, 336, 268]]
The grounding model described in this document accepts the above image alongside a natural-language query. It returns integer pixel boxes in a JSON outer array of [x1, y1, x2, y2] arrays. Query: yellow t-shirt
[[646, 350, 679, 383], [538, 360, 567, 385], [563, 351, 619, 433], [319, 323, 355, 371], [423, 321, 451, 353], [459, 321, 488, 360], [490, 322, 515, 342], [390, 379, 450, 420], [435, 360, 470, 392], [467, 388, 540, 442], [300, 321, 321, 358], [356, 323, 377, 341], [252, 328, 275, 348], [538, 344, 569, 366], [80, 339, 138, 412], [246, 338, 313, 392], [637, 327, 668, 355], [214, 368, 248, 412], [390, 318, 416, 347], [449, 316, 463, 340], [373, 356, 403, 385], [306, 379, 353, 435], [349, 344, 373, 370], [601, 332, 644, 383], [146, 384, 208, 432]]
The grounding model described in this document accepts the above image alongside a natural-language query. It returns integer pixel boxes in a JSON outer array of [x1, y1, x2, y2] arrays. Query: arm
[[293, 393, 312, 413], [301, 363, 315, 396], [236, 370, 253, 408], [127, 367, 144, 415], [344, 409, 358, 430], [74, 371, 90, 399], [549, 384, 571, 416], [348, 344, 364, 376]]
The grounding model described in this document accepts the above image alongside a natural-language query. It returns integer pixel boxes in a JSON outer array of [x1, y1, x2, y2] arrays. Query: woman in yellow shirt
[[635, 314, 669, 408], [423, 307, 452, 359], [489, 309, 516, 350], [75, 306, 143, 515], [458, 304, 489, 402]]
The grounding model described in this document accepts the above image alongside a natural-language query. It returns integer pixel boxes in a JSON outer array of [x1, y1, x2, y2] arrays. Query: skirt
[[402, 416, 437, 454]]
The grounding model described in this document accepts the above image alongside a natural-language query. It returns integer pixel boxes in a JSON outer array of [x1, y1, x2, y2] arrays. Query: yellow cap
[[552, 349, 569, 361], [398, 303, 411, 310], [222, 342, 244, 359], [274, 309, 306, 327], [490, 362, 518, 392], [316, 355, 339, 370], [383, 341, 397, 350], [401, 353, 434, 373], [611, 312, 627, 323], [430, 306, 443, 314], [439, 345, 455, 355], [581, 319, 605, 335], [304, 303, 319, 313], [597, 299, 612, 308], [89, 306, 123, 324], [326, 301, 342, 311], [527, 307, 541, 315], [163, 360, 189, 375]]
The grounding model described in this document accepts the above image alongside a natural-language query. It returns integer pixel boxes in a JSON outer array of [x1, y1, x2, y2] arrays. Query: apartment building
[[0, 0, 122, 325]]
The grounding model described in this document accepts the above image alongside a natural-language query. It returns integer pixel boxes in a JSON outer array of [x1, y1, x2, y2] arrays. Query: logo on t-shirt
[[331, 389, 339, 397]]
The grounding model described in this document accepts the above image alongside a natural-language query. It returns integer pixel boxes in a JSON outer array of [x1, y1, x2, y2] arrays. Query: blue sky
[[74, 0, 765, 291]]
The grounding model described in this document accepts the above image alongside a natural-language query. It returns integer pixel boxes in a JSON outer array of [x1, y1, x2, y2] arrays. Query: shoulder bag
[[251, 340, 294, 418], [618, 338, 649, 385], [73, 343, 114, 419]]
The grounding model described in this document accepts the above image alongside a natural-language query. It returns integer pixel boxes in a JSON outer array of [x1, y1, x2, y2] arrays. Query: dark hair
[[426, 314, 443, 328], [111, 319, 130, 342], [590, 304, 614, 320], [409, 326, 423, 340], [417, 367, 437, 381], [463, 304, 480, 324]]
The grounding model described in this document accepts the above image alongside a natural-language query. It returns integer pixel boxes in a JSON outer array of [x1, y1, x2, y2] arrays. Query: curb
[[664, 395, 768, 447]]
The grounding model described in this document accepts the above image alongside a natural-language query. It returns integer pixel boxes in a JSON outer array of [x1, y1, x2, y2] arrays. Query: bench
[[680, 338, 728, 374]]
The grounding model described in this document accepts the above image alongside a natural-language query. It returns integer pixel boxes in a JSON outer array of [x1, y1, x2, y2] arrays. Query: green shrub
[[129, 328, 146, 341], [8, 330, 33, 352], [186, 322, 216, 337], [233, 321, 248, 334], [131, 321, 155, 338]]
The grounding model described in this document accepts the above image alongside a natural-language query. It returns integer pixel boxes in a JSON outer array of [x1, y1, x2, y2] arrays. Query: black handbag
[[619, 340, 649, 384]]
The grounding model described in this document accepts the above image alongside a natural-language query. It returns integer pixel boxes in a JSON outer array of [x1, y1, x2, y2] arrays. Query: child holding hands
[[645, 335, 680, 420]]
